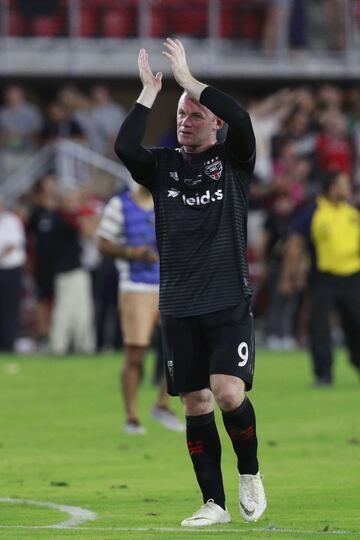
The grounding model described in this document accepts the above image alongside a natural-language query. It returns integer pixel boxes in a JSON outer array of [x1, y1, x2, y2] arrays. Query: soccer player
[[114, 38, 266, 526], [97, 185, 184, 434], [281, 170, 360, 385]]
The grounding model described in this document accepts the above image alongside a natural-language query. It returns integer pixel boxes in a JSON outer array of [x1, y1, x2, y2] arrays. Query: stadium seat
[[32, 15, 63, 37], [78, 8, 98, 37], [87, 0, 138, 8], [8, 11, 26, 36], [149, 7, 169, 38], [220, 0, 265, 41], [101, 7, 135, 38], [174, 1, 207, 37], [150, 0, 207, 38]]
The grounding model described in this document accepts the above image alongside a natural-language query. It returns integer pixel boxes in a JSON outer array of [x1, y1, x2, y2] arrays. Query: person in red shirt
[[316, 111, 352, 176]]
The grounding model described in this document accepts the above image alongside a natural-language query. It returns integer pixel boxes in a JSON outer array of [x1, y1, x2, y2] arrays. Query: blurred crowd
[[0, 83, 125, 183], [1, 81, 360, 354]]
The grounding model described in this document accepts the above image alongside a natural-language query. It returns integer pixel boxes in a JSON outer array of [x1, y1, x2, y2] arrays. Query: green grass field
[[0, 349, 359, 540]]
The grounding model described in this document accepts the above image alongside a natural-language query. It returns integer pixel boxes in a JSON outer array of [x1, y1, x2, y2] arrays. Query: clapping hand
[[138, 48, 162, 93], [162, 38, 192, 89]]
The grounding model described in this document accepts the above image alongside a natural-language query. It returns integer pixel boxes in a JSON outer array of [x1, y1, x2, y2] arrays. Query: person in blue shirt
[[98, 185, 184, 434]]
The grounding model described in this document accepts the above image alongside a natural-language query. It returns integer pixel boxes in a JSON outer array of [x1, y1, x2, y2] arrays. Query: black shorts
[[161, 300, 255, 396], [34, 267, 54, 300]]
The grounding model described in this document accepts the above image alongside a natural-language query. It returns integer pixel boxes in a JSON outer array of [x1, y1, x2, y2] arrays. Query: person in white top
[[0, 196, 26, 351]]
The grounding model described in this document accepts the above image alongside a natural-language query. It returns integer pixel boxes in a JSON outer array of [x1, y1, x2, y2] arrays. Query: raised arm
[[163, 38, 255, 164], [200, 87, 255, 164], [114, 49, 163, 184]]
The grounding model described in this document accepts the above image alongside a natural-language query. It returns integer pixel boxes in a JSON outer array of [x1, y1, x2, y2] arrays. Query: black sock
[[186, 412, 225, 509], [222, 397, 259, 475]]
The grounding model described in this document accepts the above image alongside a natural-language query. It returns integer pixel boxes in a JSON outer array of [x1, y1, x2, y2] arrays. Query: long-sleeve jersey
[[114, 86, 256, 317]]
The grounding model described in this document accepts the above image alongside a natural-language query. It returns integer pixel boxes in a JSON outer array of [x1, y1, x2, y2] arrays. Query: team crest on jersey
[[204, 158, 223, 181]]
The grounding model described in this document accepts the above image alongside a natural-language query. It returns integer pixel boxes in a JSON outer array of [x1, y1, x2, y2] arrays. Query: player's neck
[[182, 141, 217, 154], [325, 193, 343, 207]]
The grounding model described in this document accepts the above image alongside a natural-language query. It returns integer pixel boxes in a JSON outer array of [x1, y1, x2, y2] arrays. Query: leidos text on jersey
[[182, 189, 223, 207]]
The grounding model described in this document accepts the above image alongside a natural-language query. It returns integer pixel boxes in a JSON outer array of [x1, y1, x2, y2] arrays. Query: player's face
[[177, 95, 218, 153]]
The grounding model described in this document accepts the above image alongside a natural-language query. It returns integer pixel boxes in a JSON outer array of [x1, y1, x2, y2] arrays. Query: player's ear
[[215, 117, 224, 130]]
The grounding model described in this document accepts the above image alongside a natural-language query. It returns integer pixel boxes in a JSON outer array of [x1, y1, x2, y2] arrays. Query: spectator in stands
[[317, 84, 343, 116], [249, 88, 295, 185], [288, 0, 307, 50], [15, 0, 61, 36], [322, 0, 346, 51], [41, 100, 86, 145], [49, 187, 95, 356], [273, 141, 307, 207], [316, 111, 352, 177], [272, 106, 316, 162], [263, 0, 292, 55], [27, 175, 58, 351], [41, 99, 88, 184], [0, 85, 43, 183], [294, 87, 316, 116], [0, 195, 26, 351], [343, 87, 360, 188], [57, 86, 93, 146], [271, 105, 318, 195], [89, 84, 126, 156], [97, 185, 184, 434]]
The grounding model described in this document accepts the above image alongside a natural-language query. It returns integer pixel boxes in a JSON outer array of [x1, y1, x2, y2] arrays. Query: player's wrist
[[182, 78, 208, 101], [180, 74, 197, 91], [124, 246, 134, 260], [137, 86, 159, 108]]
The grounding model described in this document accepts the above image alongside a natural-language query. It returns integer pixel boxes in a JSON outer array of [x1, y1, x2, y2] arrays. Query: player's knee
[[211, 379, 245, 412], [124, 345, 145, 368], [180, 389, 214, 416]]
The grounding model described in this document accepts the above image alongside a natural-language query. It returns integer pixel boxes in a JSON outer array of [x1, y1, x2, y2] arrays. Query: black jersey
[[115, 86, 255, 317], [147, 144, 254, 316]]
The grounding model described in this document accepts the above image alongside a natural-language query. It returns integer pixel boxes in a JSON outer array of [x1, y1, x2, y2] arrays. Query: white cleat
[[181, 499, 231, 527], [123, 420, 146, 434], [239, 471, 267, 522], [151, 406, 185, 432]]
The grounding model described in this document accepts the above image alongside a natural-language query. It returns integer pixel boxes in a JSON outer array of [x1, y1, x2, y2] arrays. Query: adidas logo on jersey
[[182, 189, 223, 206]]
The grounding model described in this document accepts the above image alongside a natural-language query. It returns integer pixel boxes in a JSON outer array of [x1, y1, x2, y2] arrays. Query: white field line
[[0, 498, 97, 529], [0, 498, 357, 535], [0, 525, 356, 535]]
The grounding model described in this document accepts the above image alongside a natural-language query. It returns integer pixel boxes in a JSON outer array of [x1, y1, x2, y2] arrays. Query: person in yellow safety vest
[[281, 170, 360, 386]]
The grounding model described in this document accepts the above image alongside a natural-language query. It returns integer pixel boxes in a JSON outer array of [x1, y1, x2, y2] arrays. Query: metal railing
[[1, 139, 133, 205]]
